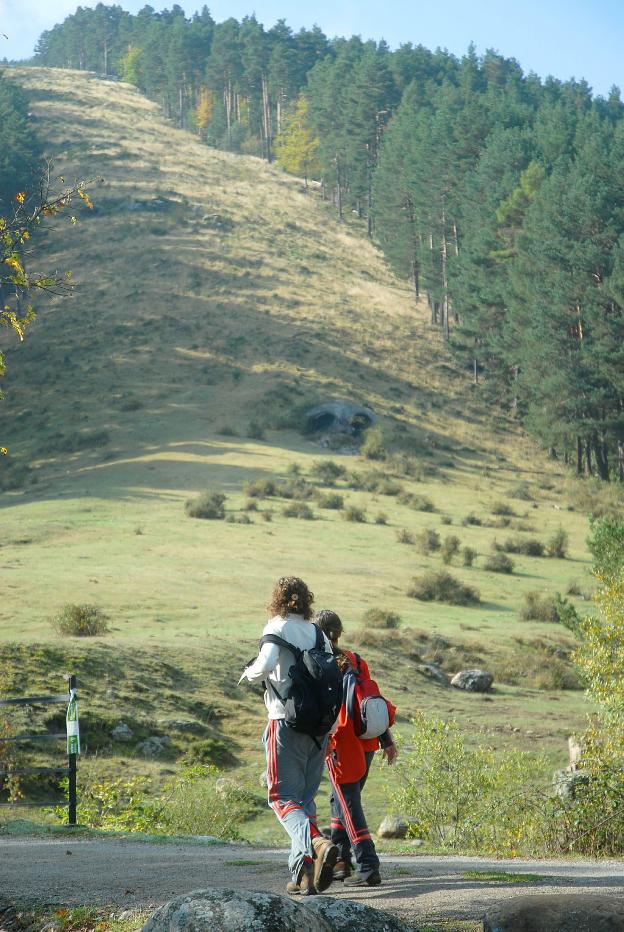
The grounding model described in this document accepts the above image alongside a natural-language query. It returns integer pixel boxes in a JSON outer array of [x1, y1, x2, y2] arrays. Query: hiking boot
[[333, 859, 353, 881], [345, 869, 382, 887], [286, 862, 317, 896], [312, 836, 339, 892]]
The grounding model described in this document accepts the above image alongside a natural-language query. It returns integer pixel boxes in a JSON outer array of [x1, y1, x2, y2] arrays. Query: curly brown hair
[[267, 576, 314, 620]]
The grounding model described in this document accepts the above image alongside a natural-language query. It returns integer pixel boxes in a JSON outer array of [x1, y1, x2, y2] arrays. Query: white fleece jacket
[[240, 614, 333, 719]]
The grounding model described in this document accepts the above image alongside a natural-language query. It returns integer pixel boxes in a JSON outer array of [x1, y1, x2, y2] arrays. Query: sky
[[1, 0, 622, 98]]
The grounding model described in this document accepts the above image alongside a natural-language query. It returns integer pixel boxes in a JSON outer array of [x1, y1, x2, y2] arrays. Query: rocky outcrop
[[483, 894, 624, 932]]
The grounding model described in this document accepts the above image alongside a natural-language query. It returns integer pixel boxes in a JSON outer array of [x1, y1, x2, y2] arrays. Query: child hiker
[[239, 577, 341, 896], [316, 608, 398, 886]]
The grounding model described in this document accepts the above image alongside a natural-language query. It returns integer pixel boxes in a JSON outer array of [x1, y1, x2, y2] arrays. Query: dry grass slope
[[0, 69, 598, 844]]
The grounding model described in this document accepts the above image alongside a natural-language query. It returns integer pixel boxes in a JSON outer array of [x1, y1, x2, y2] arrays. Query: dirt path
[[2, 838, 624, 928]]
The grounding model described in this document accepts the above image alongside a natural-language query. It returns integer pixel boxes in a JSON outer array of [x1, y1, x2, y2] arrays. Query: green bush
[[245, 478, 276, 498], [361, 425, 386, 460], [277, 477, 314, 500], [399, 492, 436, 512], [441, 534, 461, 565], [310, 459, 346, 485], [316, 492, 344, 510], [508, 481, 534, 501], [56, 766, 253, 840], [396, 528, 414, 545], [484, 552, 515, 574], [374, 511, 388, 525], [462, 546, 477, 567], [491, 500, 516, 517], [495, 536, 545, 557], [282, 502, 314, 519], [415, 528, 441, 554], [246, 420, 265, 440], [51, 604, 109, 637], [407, 571, 480, 606], [185, 491, 226, 519], [393, 712, 546, 854], [547, 527, 569, 559], [519, 591, 559, 622], [343, 505, 367, 523], [362, 608, 402, 629], [462, 512, 482, 527]]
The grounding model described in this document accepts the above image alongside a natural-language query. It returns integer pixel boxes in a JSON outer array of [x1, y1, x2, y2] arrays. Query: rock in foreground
[[142, 889, 415, 931], [142, 889, 331, 931], [305, 895, 414, 931], [483, 894, 624, 932]]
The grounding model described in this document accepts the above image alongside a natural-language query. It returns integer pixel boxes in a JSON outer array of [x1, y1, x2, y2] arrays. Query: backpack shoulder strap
[[260, 633, 303, 660], [353, 652, 362, 675], [313, 624, 324, 651]]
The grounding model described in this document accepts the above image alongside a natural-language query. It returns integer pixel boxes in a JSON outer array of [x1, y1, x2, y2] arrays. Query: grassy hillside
[[0, 67, 609, 842]]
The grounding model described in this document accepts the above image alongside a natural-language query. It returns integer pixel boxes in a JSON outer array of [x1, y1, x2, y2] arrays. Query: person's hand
[[382, 742, 398, 765]]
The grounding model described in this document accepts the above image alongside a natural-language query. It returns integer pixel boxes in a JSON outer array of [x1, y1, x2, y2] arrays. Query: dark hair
[[315, 609, 343, 641], [268, 576, 314, 620]]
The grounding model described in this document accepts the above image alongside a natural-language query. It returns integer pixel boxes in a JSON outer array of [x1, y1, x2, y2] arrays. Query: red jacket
[[328, 650, 387, 784]]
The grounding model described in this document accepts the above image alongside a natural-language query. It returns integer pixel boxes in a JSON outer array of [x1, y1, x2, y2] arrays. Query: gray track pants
[[262, 719, 328, 880]]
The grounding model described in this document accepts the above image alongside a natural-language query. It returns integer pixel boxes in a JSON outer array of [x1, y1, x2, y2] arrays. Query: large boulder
[[111, 722, 133, 742], [304, 400, 376, 437], [415, 662, 450, 687], [142, 889, 332, 932], [377, 814, 416, 840], [483, 894, 624, 932], [304, 896, 414, 931], [450, 669, 493, 692]]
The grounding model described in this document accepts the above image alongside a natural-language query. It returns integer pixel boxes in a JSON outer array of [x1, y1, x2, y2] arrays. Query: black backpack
[[260, 625, 342, 739]]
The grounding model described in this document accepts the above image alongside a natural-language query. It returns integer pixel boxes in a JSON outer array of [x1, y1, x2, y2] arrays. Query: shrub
[[491, 500, 516, 517], [361, 425, 386, 460], [462, 512, 482, 527], [566, 579, 582, 596], [399, 492, 436, 512], [316, 492, 344, 510], [407, 571, 480, 606], [343, 505, 367, 523], [497, 536, 545, 557], [519, 591, 559, 622], [547, 527, 569, 559], [396, 528, 414, 545], [246, 420, 265, 440], [310, 460, 346, 485], [278, 477, 314, 500], [374, 512, 388, 525], [484, 552, 515, 574], [244, 500, 258, 511], [393, 712, 544, 854], [245, 478, 276, 499], [362, 608, 402, 629], [441, 515, 453, 525], [441, 535, 461, 565], [186, 491, 226, 519], [462, 546, 477, 567], [282, 502, 314, 519], [509, 481, 534, 501], [51, 604, 109, 637], [262, 509, 273, 522], [415, 528, 441, 554]]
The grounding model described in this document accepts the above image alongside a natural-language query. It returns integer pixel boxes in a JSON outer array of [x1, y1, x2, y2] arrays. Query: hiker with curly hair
[[316, 608, 398, 887], [239, 577, 340, 897]]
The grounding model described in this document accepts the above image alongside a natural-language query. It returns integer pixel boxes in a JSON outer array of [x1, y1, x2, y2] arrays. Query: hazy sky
[[1, 0, 622, 98]]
